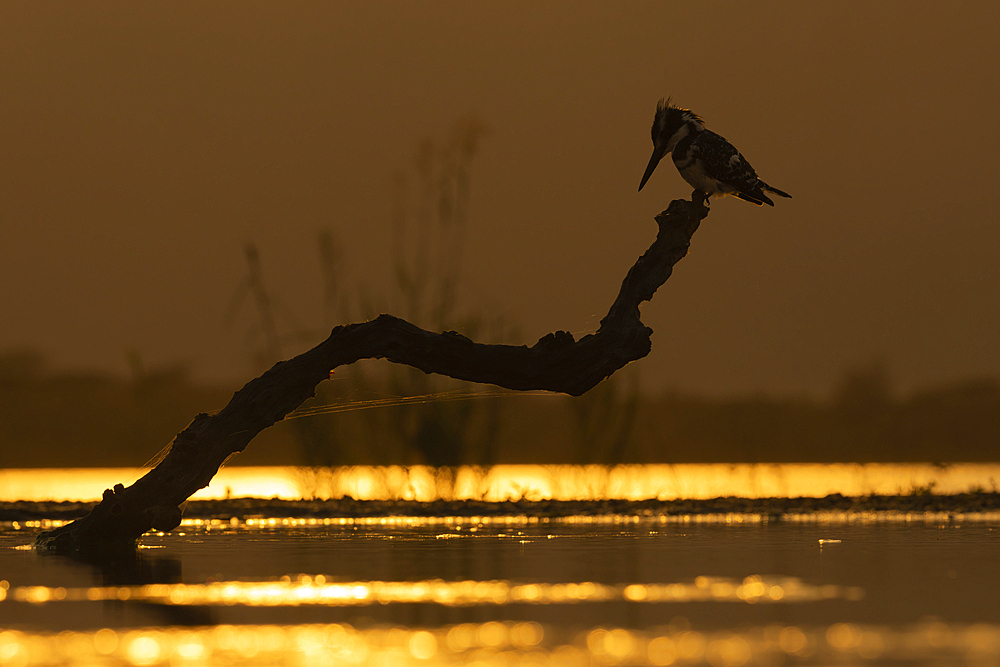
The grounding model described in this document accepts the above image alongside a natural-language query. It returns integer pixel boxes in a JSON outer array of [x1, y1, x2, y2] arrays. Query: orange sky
[[2, 2, 998, 397]]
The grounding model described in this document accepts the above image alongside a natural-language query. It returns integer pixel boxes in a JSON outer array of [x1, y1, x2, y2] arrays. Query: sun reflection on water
[[7, 506, 1000, 543], [2, 463, 999, 502], [2, 573, 862, 608], [2, 620, 1000, 666]]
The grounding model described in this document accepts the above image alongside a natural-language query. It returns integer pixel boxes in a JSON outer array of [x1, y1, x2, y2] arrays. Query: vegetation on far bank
[[2, 349, 998, 468]]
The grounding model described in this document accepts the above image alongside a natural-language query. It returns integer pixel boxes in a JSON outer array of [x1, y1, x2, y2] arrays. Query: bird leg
[[692, 190, 710, 209]]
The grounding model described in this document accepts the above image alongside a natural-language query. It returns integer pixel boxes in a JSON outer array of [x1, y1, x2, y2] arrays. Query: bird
[[637, 97, 791, 206]]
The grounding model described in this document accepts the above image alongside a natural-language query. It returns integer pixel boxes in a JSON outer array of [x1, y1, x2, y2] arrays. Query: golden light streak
[[8, 508, 988, 541], [5, 575, 862, 608], [22, 621, 996, 667], [3, 463, 1000, 503]]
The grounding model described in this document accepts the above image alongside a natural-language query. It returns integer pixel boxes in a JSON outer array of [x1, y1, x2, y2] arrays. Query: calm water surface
[[2, 515, 1000, 665], [2, 463, 999, 502]]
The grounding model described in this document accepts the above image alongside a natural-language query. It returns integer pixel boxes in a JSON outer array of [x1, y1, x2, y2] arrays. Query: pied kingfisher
[[637, 97, 791, 206]]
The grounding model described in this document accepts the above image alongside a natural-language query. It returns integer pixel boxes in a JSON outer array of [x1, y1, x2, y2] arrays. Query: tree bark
[[34, 198, 707, 552]]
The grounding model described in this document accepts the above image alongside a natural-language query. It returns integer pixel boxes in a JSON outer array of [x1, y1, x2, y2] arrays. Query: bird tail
[[761, 181, 792, 199], [735, 191, 772, 206]]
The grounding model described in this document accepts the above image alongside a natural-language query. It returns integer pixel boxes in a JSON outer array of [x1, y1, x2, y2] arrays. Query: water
[[3, 512, 1000, 665], [2, 462, 999, 502]]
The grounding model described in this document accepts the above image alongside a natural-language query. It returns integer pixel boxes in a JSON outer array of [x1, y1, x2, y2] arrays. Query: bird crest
[[651, 97, 704, 141]]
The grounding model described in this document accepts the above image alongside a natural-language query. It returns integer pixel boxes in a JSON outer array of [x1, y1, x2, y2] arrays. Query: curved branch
[[35, 198, 708, 551]]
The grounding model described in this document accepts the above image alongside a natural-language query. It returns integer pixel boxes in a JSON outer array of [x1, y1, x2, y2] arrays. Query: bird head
[[638, 97, 705, 191]]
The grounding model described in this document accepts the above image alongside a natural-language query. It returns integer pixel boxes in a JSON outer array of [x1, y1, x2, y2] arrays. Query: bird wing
[[693, 131, 770, 203]]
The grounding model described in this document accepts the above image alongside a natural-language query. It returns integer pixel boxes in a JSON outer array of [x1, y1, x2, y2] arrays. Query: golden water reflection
[[2, 620, 999, 666], [10, 507, 1000, 540], [2, 463, 999, 502], [1, 573, 863, 608]]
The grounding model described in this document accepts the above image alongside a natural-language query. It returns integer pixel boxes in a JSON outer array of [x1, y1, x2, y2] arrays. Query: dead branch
[[34, 198, 707, 552]]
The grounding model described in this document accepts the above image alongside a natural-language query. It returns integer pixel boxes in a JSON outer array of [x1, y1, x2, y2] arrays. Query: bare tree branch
[[34, 198, 707, 552]]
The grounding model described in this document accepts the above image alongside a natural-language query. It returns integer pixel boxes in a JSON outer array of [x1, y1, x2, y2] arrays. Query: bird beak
[[638, 145, 666, 192]]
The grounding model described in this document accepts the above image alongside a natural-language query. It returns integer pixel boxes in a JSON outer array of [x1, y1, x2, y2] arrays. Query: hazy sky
[[2, 2, 998, 397]]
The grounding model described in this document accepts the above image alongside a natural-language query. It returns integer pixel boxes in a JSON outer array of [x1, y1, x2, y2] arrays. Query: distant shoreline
[[5, 493, 1000, 525]]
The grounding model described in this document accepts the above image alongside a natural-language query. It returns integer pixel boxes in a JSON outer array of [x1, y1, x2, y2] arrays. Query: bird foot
[[692, 190, 710, 209]]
